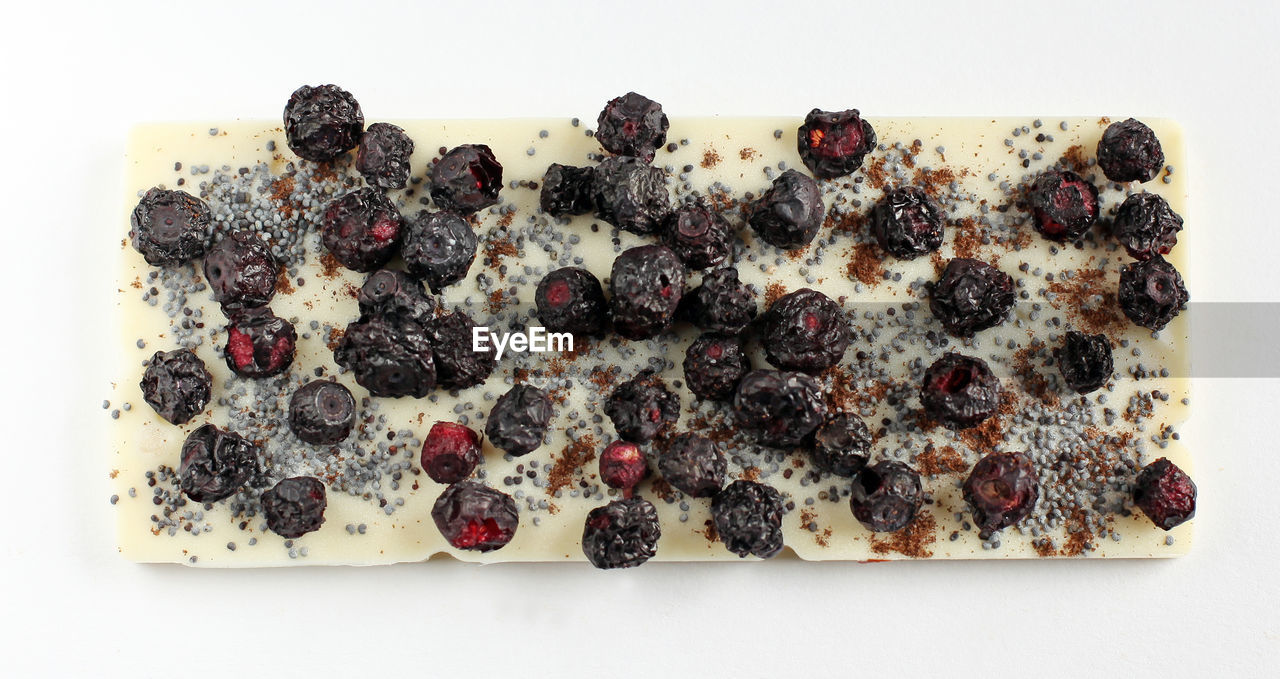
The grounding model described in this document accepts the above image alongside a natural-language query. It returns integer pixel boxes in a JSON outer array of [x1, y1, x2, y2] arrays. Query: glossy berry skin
[[485, 385, 553, 457], [321, 188, 404, 273], [356, 122, 414, 189], [582, 497, 661, 569], [1133, 458, 1197, 530], [658, 433, 727, 498], [871, 186, 945, 259], [595, 92, 669, 163], [1097, 118, 1165, 183], [1118, 256, 1188, 330], [401, 210, 477, 293], [429, 144, 502, 213], [733, 370, 827, 448], [288, 380, 356, 445], [283, 84, 364, 162], [1112, 192, 1183, 261], [1027, 170, 1099, 242], [539, 163, 595, 217], [609, 244, 686, 340], [357, 269, 436, 331], [203, 230, 278, 312], [129, 188, 211, 266], [223, 307, 297, 379], [748, 169, 824, 250], [963, 452, 1039, 537], [604, 370, 679, 443], [662, 204, 732, 270], [920, 353, 1002, 430], [850, 461, 923, 533], [678, 267, 757, 336], [421, 422, 484, 484], [1055, 331, 1113, 394], [711, 480, 785, 559], [592, 156, 672, 235], [179, 424, 259, 503], [333, 316, 436, 398], [683, 333, 751, 401], [929, 257, 1015, 337], [140, 349, 211, 425], [535, 267, 608, 336], [796, 108, 877, 180], [262, 477, 328, 538], [425, 311, 496, 390], [760, 288, 849, 374], [811, 413, 873, 478], [599, 441, 649, 493], [432, 481, 519, 552]]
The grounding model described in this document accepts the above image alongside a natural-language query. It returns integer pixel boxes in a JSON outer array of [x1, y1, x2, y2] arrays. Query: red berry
[[421, 422, 483, 484], [599, 441, 649, 494], [1133, 458, 1196, 530]]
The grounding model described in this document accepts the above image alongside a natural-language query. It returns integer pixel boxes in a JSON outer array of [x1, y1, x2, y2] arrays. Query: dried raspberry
[[599, 441, 649, 493]]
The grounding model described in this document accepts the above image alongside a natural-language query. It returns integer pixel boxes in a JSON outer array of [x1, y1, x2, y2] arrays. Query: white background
[[2, 1, 1277, 676]]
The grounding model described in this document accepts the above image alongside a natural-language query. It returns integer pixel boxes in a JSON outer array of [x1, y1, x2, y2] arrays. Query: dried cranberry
[[929, 257, 1015, 337], [733, 370, 826, 448], [658, 433, 726, 498], [1055, 330, 1113, 394], [711, 480, 785, 559], [850, 461, 923, 533], [535, 267, 608, 336], [796, 108, 877, 180], [963, 452, 1039, 537], [870, 186, 945, 259], [357, 269, 436, 331], [678, 267, 757, 335], [748, 169, 824, 250], [262, 477, 327, 538], [1118, 255, 1188, 330], [683, 333, 751, 401], [760, 288, 849, 373], [425, 310, 496, 390], [609, 244, 686, 340], [539, 163, 595, 217], [1097, 118, 1165, 183], [283, 84, 364, 162], [920, 353, 1002, 430], [401, 210, 477, 293], [592, 156, 672, 235], [203, 230, 278, 312], [432, 481, 519, 552], [179, 424, 258, 503], [1133, 458, 1196, 530], [321, 188, 404, 273], [485, 384, 553, 457], [582, 497, 661, 569], [129, 188, 211, 266], [599, 441, 649, 493], [604, 370, 679, 443], [662, 203, 732, 270], [288, 380, 356, 445], [595, 92, 669, 163], [356, 122, 414, 189], [223, 307, 296, 379], [421, 421, 483, 484], [811, 414, 872, 478], [140, 349, 211, 425], [1027, 170, 1099, 242], [430, 144, 502, 213], [333, 316, 436, 398], [1112, 192, 1183, 261]]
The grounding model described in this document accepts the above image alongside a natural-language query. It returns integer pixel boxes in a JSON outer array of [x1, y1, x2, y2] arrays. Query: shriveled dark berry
[[262, 477, 327, 538], [733, 370, 826, 448], [333, 316, 436, 398], [421, 421, 483, 484], [760, 288, 849, 373], [662, 204, 732, 270], [321, 188, 404, 273], [609, 244, 685, 340], [283, 84, 363, 162], [485, 385, 553, 456], [429, 144, 502, 213], [962, 452, 1038, 537], [678, 267, 757, 335], [658, 433, 726, 498], [401, 210, 477, 293], [355, 122, 414, 189], [1133, 458, 1197, 530], [179, 424, 258, 503], [129, 188, 211, 266], [535, 267, 608, 336], [683, 333, 750, 401], [599, 441, 649, 493], [870, 186, 945, 259], [595, 92, 669, 162], [539, 163, 595, 217], [1097, 118, 1165, 183], [591, 156, 671, 235], [357, 269, 436, 331], [432, 481, 519, 552], [1118, 256, 1188, 330], [811, 413, 872, 478], [287, 380, 356, 445], [582, 497, 661, 569], [748, 169, 824, 250], [202, 230, 278, 312], [1027, 170, 1099, 242], [711, 480, 785, 559], [920, 353, 1002, 430], [1112, 192, 1183, 261], [850, 461, 923, 533], [140, 349, 211, 425], [929, 257, 1015, 337], [604, 370, 679, 443], [1055, 330, 1113, 394], [796, 108, 877, 180], [223, 307, 296, 379], [424, 310, 496, 390]]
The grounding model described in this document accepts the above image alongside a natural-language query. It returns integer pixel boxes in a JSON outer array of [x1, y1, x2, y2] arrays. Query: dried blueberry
[[539, 163, 595, 217], [283, 84, 364, 162], [963, 452, 1039, 537], [262, 477, 327, 538], [1055, 330, 1113, 394], [711, 480, 785, 559], [733, 370, 826, 448], [1112, 192, 1183, 261], [356, 122, 414, 189], [1133, 458, 1196, 530], [429, 144, 502, 213], [203, 230, 278, 312], [658, 433, 726, 498], [760, 288, 849, 373], [582, 497, 661, 569], [288, 380, 356, 445], [401, 210, 477, 293], [796, 108, 877, 180], [333, 316, 436, 398], [811, 413, 872, 478], [223, 307, 296, 379], [535, 267, 608, 336], [850, 461, 923, 533], [129, 188, 211, 266], [920, 353, 1002, 429], [592, 155, 672, 235], [321, 188, 404, 273], [485, 384, 553, 456], [421, 421, 483, 484], [1118, 255, 1188, 330], [609, 244, 685, 340], [604, 370, 679, 443], [1097, 118, 1165, 183], [599, 441, 649, 493], [683, 333, 751, 401], [140, 349, 211, 425], [662, 203, 732, 270], [929, 257, 1015, 337], [357, 269, 436, 331], [678, 267, 757, 335], [179, 424, 258, 503], [748, 169, 824, 250], [870, 186, 945, 259], [432, 481, 519, 552], [424, 310, 496, 390], [1027, 170, 1099, 242], [595, 92, 669, 163]]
